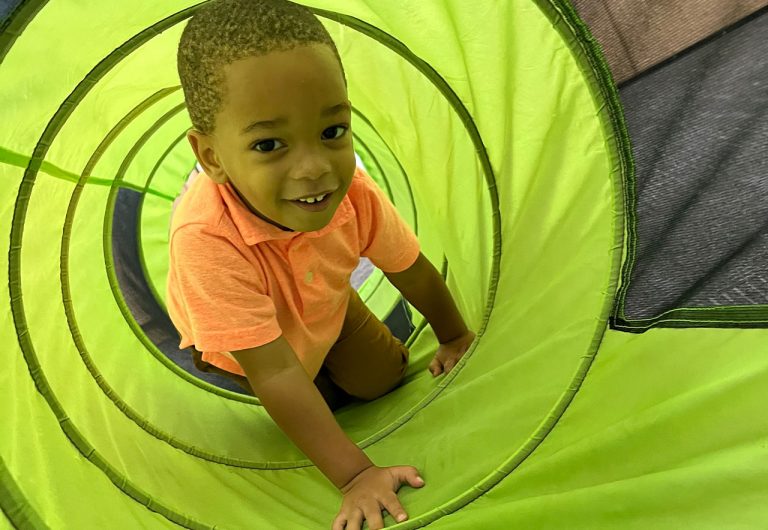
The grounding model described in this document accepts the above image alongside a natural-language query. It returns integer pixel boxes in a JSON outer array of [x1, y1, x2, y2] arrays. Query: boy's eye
[[253, 139, 284, 153], [322, 125, 348, 140]]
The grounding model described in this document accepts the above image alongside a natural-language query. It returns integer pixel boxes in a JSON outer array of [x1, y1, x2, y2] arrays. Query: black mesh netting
[[618, 10, 768, 321]]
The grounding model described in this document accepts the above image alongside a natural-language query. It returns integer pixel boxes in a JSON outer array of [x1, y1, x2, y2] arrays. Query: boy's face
[[188, 44, 355, 233]]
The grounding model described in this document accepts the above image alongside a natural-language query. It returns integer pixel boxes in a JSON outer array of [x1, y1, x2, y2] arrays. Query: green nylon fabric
[[2, 0, 766, 528]]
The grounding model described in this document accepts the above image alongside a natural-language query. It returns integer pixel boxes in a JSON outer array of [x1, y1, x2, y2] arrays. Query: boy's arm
[[231, 336, 372, 488], [384, 252, 475, 376], [232, 337, 425, 527], [383, 252, 469, 344]]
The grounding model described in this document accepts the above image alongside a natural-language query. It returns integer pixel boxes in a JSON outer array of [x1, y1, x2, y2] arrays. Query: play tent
[[1, 0, 766, 528]]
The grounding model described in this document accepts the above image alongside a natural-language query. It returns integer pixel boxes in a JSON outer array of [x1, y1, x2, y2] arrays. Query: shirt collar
[[218, 181, 354, 246]]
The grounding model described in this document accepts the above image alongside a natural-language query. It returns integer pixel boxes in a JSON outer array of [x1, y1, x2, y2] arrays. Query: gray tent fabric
[[614, 9, 768, 325], [572, 0, 768, 83]]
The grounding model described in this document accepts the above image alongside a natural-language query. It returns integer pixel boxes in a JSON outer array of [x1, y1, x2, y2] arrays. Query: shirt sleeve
[[167, 225, 282, 353], [354, 169, 421, 272]]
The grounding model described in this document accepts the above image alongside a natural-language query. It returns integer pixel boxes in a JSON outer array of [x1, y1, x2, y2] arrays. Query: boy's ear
[[186, 129, 228, 184]]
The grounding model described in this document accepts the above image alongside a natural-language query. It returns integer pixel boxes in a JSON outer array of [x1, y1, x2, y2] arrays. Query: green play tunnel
[[3, 1, 767, 529]]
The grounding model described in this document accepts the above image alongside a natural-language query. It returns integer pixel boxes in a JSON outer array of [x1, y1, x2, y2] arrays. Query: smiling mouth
[[292, 191, 333, 204], [289, 190, 334, 211]]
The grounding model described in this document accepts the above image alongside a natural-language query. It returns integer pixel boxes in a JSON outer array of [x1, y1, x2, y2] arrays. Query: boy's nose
[[289, 150, 332, 181]]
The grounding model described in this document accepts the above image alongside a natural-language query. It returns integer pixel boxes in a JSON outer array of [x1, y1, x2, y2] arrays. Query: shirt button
[[305, 271, 314, 284]]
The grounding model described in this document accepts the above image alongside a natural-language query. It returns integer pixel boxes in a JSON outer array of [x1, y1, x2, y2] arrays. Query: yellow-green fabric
[[2, 1, 765, 529]]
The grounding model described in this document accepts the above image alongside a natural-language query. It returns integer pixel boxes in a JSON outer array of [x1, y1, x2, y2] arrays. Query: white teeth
[[298, 193, 327, 204]]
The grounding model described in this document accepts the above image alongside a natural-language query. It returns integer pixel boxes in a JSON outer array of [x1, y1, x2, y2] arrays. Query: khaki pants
[[190, 287, 409, 410]]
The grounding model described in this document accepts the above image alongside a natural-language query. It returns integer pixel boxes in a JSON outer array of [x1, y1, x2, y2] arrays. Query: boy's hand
[[332, 465, 425, 530], [429, 330, 476, 377]]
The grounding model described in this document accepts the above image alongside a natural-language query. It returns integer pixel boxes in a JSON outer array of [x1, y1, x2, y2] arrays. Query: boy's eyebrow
[[240, 102, 351, 135]]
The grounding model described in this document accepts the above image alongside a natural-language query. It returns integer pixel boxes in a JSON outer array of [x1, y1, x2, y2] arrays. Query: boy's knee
[[342, 343, 408, 401]]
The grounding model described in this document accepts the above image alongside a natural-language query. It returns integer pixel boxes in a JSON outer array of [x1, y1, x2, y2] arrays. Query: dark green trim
[[0, 453, 47, 529], [612, 305, 768, 333]]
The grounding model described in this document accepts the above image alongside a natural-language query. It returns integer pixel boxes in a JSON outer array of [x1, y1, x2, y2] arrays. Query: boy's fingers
[[397, 466, 425, 489], [345, 511, 362, 530], [380, 495, 408, 524], [331, 514, 346, 530], [428, 357, 442, 376], [363, 506, 385, 530]]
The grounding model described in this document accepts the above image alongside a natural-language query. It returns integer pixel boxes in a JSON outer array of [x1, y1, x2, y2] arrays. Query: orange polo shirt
[[165, 166, 420, 379]]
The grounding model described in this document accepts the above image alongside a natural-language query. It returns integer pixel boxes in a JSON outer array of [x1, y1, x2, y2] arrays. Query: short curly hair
[[177, 0, 345, 135]]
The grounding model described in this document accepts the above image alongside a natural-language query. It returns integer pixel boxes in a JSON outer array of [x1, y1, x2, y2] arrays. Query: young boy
[[167, 1, 475, 528]]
